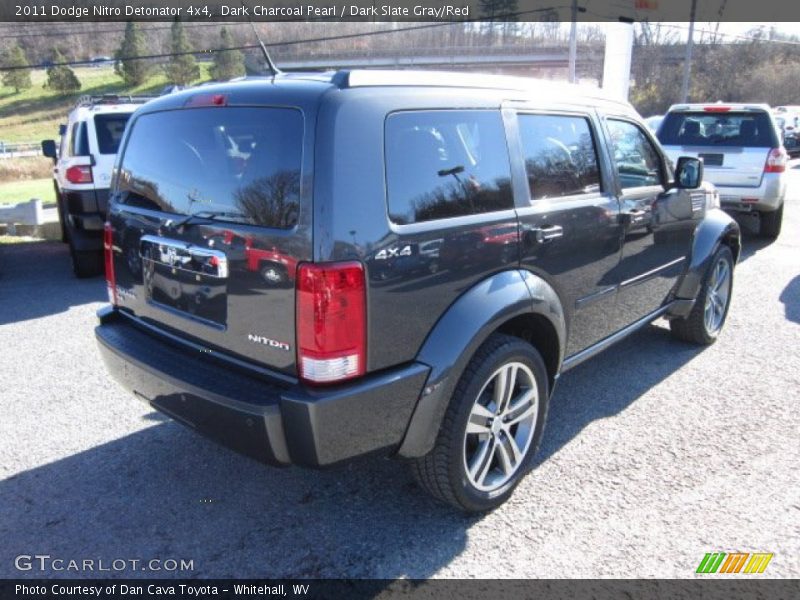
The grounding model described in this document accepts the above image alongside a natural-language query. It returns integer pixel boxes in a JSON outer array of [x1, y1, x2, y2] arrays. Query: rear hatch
[[108, 102, 308, 377], [657, 109, 779, 188]]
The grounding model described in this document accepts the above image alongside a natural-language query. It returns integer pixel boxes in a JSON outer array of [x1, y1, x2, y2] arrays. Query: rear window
[[385, 110, 513, 225], [94, 114, 131, 154], [658, 111, 778, 148], [117, 107, 303, 229]]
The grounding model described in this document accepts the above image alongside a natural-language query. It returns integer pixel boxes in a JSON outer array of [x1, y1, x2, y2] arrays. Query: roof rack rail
[[75, 94, 157, 109]]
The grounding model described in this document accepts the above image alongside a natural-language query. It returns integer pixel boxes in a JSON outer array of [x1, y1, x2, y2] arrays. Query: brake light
[[765, 147, 788, 173], [704, 106, 731, 113], [184, 93, 227, 108], [65, 165, 93, 184], [296, 262, 366, 384], [104, 222, 117, 305]]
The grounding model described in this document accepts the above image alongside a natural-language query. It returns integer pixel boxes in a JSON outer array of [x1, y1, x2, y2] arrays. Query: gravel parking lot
[[1, 169, 798, 579]]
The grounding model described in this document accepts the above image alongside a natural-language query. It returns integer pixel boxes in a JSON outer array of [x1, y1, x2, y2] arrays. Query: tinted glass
[[385, 110, 513, 224], [94, 114, 131, 154], [70, 122, 89, 156], [607, 119, 662, 189], [518, 114, 601, 200], [118, 107, 303, 229], [657, 111, 778, 148]]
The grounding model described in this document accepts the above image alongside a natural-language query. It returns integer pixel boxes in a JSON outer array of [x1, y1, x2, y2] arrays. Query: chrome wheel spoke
[[714, 262, 729, 293], [469, 439, 496, 486], [504, 390, 537, 426], [496, 432, 522, 475], [493, 364, 517, 415], [467, 404, 493, 435]]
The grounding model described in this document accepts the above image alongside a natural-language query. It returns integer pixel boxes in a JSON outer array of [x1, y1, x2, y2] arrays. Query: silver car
[[658, 103, 786, 238]]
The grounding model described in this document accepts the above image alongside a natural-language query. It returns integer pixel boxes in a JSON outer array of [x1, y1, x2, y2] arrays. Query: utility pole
[[568, 0, 578, 83], [680, 0, 697, 103]]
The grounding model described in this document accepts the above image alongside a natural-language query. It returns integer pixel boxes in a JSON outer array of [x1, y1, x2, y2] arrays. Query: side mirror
[[41, 139, 57, 160], [58, 124, 67, 136], [674, 156, 703, 189]]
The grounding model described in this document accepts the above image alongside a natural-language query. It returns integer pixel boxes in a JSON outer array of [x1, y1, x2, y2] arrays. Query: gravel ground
[[0, 169, 798, 580]]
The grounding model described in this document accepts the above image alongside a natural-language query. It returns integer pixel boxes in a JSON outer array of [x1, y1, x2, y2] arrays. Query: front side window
[[117, 107, 303, 229], [518, 113, 602, 200], [607, 119, 663, 189], [385, 110, 513, 224]]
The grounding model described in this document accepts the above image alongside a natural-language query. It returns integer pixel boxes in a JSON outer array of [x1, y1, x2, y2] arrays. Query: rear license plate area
[[699, 153, 724, 166], [140, 235, 229, 328]]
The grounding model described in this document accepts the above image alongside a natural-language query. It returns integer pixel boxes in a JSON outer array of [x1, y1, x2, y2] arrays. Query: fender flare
[[396, 269, 566, 459], [670, 208, 741, 316]]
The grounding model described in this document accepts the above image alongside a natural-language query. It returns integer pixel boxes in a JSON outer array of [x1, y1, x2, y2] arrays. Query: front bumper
[[95, 308, 430, 467], [717, 174, 786, 212]]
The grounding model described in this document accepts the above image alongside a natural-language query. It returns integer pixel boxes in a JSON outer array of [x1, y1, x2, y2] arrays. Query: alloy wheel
[[704, 256, 731, 334], [463, 362, 539, 492]]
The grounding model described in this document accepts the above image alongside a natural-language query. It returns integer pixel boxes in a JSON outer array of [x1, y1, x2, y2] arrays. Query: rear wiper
[[165, 210, 247, 229]]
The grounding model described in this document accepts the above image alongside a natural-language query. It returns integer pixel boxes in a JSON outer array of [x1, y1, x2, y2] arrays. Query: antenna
[[240, 1, 281, 77]]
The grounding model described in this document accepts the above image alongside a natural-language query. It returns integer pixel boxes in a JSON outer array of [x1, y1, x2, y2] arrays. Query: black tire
[[759, 204, 783, 239], [411, 333, 550, 513], [70, 243, 103, 278], [260, 262, 287, 285], [670, 245, 734, 345]]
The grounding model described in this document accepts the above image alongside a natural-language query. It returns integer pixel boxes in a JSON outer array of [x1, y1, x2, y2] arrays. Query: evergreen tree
[[115, 22, 150, 86], [211, 27, 245, 81], [46, 48, 81, 93], [165, 21, 200, 86], [2, 45, 32, 93]]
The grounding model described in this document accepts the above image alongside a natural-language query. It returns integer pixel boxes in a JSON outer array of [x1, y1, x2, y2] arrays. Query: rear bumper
[[95, 308, 430, 467], [716, 174, 786, 212]]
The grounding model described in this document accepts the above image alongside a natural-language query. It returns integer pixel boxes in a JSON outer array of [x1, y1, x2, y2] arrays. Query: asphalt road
[[1, 171, 799, 580]]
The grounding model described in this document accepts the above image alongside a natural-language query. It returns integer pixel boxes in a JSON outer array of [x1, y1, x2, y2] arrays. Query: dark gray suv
[[95, 70, 741, 512]]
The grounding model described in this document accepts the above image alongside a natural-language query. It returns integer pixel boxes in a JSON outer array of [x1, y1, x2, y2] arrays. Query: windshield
[[657, 111, 778, 148], [117, 107, 303, 229]]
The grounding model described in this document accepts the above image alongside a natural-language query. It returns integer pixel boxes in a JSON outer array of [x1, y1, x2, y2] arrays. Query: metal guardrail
[[0, 199, 46, 226], [0, 142, 42, 158]]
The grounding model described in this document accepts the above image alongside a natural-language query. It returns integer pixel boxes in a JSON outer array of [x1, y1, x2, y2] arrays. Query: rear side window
[[117, 107, 303, 229], [658, 111, 778, 148], [385, 110, 513, 225], [518, 113, 601, 200], [70, 122, 89, 157], [94, 114, 131, 154]]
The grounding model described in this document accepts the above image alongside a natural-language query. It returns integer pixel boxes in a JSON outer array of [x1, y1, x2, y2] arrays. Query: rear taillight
[[65, 165, 93, 184], [296, 261, 366, 384], [765, 147, 788, 173], [104, 222, 117, 305]]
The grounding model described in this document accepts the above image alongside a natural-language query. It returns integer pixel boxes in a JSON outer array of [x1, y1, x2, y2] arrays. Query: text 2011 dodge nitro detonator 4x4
[[95, 70, 740, 512]]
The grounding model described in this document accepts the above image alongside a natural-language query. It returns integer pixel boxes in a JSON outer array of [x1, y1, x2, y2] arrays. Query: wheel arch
[[396, 269, 566, 459], [671, 208, 741, 314]]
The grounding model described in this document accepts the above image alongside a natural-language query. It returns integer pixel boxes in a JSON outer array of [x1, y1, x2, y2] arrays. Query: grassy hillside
[[0, 178, 53, 205], [0, 63, 213, 143]]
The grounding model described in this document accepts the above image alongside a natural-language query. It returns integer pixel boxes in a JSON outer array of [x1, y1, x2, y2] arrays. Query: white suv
[[657, 103, 787, 239], [41, 95, 151, 276]]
